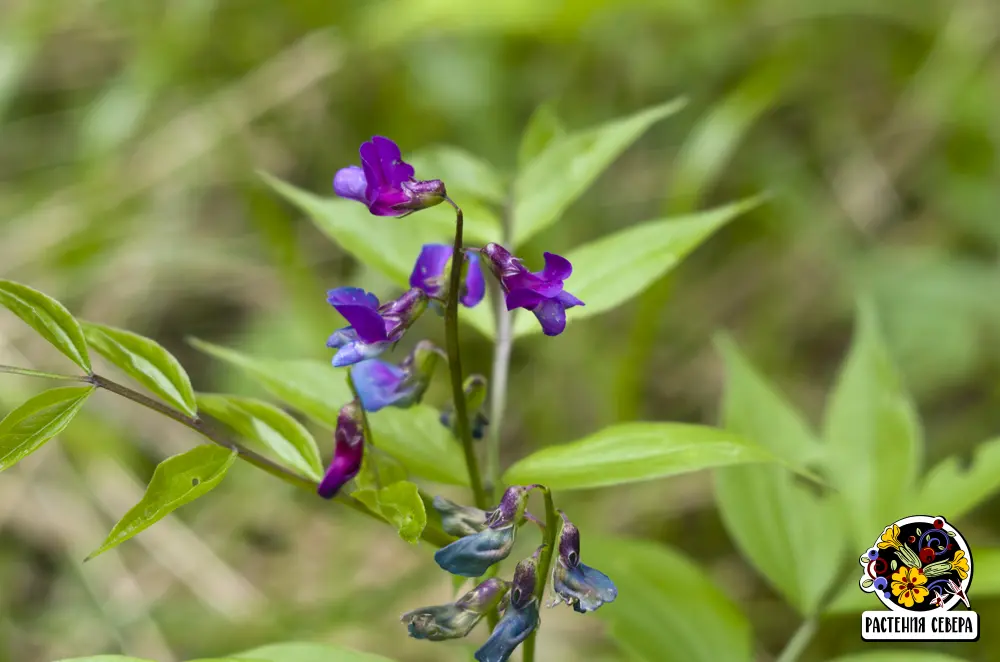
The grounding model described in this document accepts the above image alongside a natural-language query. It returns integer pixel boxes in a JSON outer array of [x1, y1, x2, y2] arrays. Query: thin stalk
[[523, 487, 558, 662], [485, 200, 515, 501], [0, 364, 90, 382], [85, 372, 453, 547], [443, 197, 489, 511], [774, 619, 817, 662]]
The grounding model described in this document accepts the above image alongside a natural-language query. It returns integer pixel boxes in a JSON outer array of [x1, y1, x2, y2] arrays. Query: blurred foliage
[[2, 0, 1000, 661]]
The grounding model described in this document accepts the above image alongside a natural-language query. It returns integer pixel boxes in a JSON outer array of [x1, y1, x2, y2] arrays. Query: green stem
[[523, 487, 558, 662], [485, 208, 515, 502], [774, 618, 816, 662], [85, 372, 453, 547], [443, 198, 489, 511], [0, 364, 90, 382]]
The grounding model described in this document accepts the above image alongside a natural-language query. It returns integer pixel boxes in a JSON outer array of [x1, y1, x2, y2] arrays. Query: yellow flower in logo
[[950, 550, 970, 580], [891, 566, 929, 608], [878, 524, 902, 550]]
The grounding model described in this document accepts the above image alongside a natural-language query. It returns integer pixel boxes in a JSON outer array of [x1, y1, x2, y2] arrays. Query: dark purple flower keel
[[333, 136, 445, 216], [474, 556, 540, 662], [317, 401, 365, 499], [401, 578, 510, 641], [326, 287, 428, 367], [481, 243, 584, 336], [550, 511, 617, 613]]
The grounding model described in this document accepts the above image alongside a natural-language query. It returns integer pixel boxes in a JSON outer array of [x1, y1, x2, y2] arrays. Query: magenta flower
[[481, 243, 584, 336], [333, 136, 446, 216], [318, 401, 365, 499], [326, 287, 428, 367], [409, 244, 485, 308]]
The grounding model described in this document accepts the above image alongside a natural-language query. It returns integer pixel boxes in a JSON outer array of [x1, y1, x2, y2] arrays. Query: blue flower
[[317, 401, 365, 499], [326, 287, 428, 367], [410, 244, 485, 307], [350, 341, 443, 412], [333, 136, 446, 216], [434, 485, 537, 577], [550, 511, 617, 613], [480, 243, 584, 336], [439, 374, 489, 440], [474, 556, 540, 662], [401, 577, 510, 641]]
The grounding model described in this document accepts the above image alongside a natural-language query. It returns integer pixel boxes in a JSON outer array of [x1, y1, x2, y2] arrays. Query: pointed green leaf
[[586, 537, 752, 662], [824, 301, 922, 549], [368, 405, 469, 486], [502, 422, 777, 491], [0, 280, 91, 371], [0, 386, 94, 471], [190, 340, 467, 485], [54, 657, 154, 662], [409, 145, 505, 203], [713, 336, 839, 616], [196, 394, 323, 482], [353, 480, 427, 544], [189, 339, 350, 429], [828, 653, 968, 662], [509, 197, 764, 337], [916, 436, 1000, 517], [87, 446, 237, 560], [233, 642, 396, 662], [518, 101, 566, 169], [261, 173, 499, 286], [513, 98, 687, 246], [83, 322, 197, 417]]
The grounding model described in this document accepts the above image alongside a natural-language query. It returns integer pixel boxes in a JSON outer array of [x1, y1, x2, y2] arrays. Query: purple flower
[[409, 244, 485, 307], [350, 341, 443, 412], [480, 243, 584, 336], [333, 136, 446, 216], [401, 577, 511, 641], [326, 287, 428, 367], [317, 401, 365, 499], [550, 511, 617, 613], [474, 555, 540, 662]]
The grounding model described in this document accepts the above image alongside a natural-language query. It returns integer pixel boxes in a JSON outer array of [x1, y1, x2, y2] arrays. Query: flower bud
[[317, 401, 365, 499], [401, 577, 510, 641]]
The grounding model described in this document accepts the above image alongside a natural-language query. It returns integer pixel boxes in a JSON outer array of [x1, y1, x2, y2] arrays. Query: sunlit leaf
[[503, 422, 778, 491], [409, 144, 505, 203], [197, 393, 323, 482], [261, 173, 499, 285], [54, 657, 154, 662], [189, 339, 349, 429], [353, 480, 427, 544], [916, 437, 1000, 517], [0, 280, 91, 372], [87, 446, 237, 560], [83, 322, 197, 417], [827, 653, 969, 662], [713, 336, 839, 616], [368, 405, 469, 486], [233, 642, 396, 662], [824, 300, 922, 549], [0, 386, 94, 471], [587, 537, 752, 662], [513, 98, 687, 246], [508, 197, 763, 337], [518, 101, 565, 169]]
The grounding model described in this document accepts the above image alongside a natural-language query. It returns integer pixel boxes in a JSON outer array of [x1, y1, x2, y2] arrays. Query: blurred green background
[[2, 0, 999, 660]]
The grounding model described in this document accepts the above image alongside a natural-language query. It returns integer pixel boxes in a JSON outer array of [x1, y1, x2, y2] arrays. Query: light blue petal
[[434, 526, 515, 577]]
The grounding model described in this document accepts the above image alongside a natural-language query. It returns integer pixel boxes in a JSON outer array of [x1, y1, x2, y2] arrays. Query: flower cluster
[[318, 137, 609, 658], [404, 486, 616, 660], [319, 137, 587, 498]]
